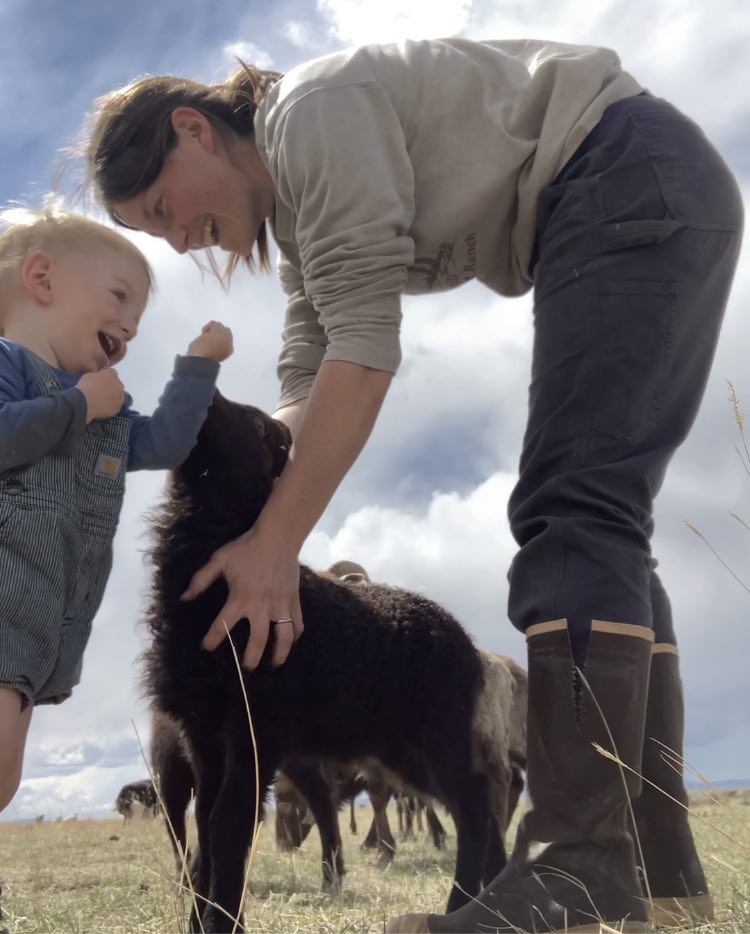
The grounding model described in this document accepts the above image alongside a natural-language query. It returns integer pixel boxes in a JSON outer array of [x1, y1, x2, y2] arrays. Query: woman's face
[[113, 107, 275, 259]]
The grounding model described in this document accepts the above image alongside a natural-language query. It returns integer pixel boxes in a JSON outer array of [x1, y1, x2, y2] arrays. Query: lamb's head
[[173, 393, 292, 512]]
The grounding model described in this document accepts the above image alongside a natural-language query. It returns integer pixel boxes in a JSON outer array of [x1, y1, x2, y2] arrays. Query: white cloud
[[283, 20, 315, 49], [318, 0, 472, 44], [222, 41, 276, 70]]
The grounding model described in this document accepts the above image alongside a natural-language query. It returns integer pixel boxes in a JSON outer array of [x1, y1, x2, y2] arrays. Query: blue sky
[[1, 0, 749, 821]]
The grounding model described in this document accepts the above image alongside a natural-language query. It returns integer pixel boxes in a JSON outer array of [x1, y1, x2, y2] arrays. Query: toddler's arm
[[125, 322, 233, 471], [0, 346, 86, 473]]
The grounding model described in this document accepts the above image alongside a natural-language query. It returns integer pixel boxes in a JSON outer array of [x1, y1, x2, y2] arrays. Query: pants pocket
[[599, 218, 681, 253], [628, 106, 744, 233], [592, 279, 678, 445]]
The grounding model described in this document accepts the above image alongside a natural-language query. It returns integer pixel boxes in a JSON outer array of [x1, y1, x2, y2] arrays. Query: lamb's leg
[[370, 786, 396, 866], [349, 798, 357, 835], [444, 773, 492, 912], [201, 740, 272, 934], [481, 814, 507, 886], [425, 803, 447, 850], [401, 795, 416, 839], [155, 746, 194, 879], [375, 815, 397, 867], [362, 812, 379, 849], [415, 797, 425, 834], [184, 731, 225, 934], [507, 763, 525, 827], [283, 758, 345, 890], [480, 763, 512, 885]]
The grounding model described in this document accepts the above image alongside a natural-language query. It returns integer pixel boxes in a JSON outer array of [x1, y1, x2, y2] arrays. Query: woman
[[84, 37, 742, 933]]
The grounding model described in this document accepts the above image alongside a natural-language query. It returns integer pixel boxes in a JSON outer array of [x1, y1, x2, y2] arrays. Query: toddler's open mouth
[[98, 332, 123, 363]]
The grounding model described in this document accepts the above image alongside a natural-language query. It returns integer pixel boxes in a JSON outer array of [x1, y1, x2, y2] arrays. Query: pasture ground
[[0, 791, 748, 933]]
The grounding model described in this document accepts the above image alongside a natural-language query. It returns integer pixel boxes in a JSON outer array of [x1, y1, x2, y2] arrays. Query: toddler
[[0, 207, 233, 813]]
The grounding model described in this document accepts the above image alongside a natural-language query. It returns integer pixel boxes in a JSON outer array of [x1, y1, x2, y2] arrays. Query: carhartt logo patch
[[94, 453, 123, 480]]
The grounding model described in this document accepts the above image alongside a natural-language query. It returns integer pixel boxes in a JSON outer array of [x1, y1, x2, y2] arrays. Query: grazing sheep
[[396, 793, 447, 849], [274, 756, 401, 866], [143, 393, 525, 933], [273, 767, 316, 850], [273, 757, 364, 852], [474, 649, 528, 836], [114, 780, 158, 821]]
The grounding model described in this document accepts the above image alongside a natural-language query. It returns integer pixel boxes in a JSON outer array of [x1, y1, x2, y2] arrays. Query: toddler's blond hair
[[0, 202, 153, 335]]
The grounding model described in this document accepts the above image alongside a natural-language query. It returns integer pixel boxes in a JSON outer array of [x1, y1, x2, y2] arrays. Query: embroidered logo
[[94, 453, 123, 480]]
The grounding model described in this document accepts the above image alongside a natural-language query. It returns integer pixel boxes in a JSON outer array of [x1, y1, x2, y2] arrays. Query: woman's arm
[[183, 358, 392, 669], [272, 398, 306, 439]]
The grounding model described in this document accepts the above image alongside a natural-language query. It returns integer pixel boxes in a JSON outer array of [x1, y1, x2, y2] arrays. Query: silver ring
[[271, 618, 294, 625]]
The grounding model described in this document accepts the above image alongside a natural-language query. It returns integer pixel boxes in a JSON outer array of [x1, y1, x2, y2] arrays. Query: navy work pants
[[507, 93, 744, 664]]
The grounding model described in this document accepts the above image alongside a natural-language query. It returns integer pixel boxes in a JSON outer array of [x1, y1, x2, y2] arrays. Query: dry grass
[[0, 792, 748, 933]]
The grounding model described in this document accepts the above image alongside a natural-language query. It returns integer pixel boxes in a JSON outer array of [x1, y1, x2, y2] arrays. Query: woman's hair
[[83, 63, 282, 282], [0, 200, 154, 334]]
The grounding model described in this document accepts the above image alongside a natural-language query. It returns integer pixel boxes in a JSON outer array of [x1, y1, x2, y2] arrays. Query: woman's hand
[[182, 361, 393, 671], [181, 524, 303, 670]]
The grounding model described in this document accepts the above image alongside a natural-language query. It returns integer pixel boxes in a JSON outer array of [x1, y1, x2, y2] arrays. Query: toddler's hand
[[187, 321, 234, 362], [77, 369, 125, 423]]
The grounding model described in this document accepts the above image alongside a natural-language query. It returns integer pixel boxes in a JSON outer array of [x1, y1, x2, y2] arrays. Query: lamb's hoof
[[321, 871, 343, 895], [385, 914, 431, 933], [376, 846, 396, 868]]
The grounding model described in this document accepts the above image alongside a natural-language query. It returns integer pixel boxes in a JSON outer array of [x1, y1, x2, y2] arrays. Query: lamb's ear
[[341, 572, 367, 585]]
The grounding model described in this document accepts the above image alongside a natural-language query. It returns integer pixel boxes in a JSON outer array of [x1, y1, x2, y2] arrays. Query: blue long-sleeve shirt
[[0, 338, 219, 474]]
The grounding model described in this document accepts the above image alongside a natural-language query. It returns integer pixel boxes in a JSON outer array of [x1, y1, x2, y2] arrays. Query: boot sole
[[648, 894, 714, 927], [386, 915, 651, 933], [562, 924, 651, 933]]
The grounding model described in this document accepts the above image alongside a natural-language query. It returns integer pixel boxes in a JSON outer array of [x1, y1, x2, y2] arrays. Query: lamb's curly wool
[[143, 394, 512, 934]]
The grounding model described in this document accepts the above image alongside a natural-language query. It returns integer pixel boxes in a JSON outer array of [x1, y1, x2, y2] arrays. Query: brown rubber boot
[[387, 620, 653, 934], [631, 644, 713, 927]]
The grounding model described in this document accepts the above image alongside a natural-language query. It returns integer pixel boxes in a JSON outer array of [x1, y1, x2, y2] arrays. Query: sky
[[0, 0, 748, 821]]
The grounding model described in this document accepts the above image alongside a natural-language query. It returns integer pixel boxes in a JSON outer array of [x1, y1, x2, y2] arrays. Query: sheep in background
[[114, 780, 159, 821]]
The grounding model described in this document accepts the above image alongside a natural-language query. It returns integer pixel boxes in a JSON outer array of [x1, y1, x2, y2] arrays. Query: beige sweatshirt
[[253, 37, 642, 407]]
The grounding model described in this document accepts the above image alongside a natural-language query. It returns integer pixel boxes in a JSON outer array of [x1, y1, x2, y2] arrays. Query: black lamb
[[143, 393, 517, 933]]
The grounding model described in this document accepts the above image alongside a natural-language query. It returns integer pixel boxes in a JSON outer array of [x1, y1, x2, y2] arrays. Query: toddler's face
[[47, 245, 150, 374]]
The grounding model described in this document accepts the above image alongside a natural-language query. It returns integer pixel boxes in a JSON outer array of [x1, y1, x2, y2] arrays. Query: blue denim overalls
[[0, 350, 131, 706]]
